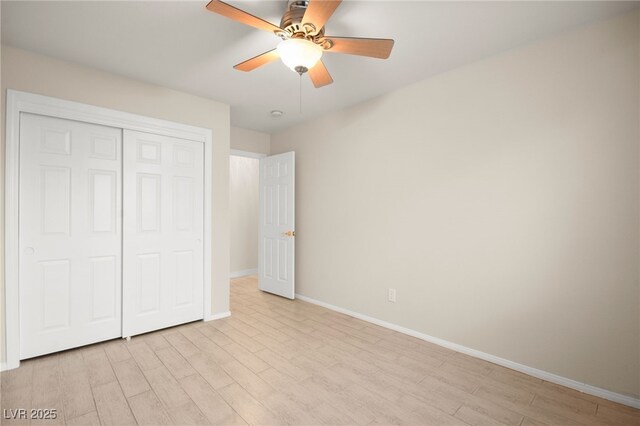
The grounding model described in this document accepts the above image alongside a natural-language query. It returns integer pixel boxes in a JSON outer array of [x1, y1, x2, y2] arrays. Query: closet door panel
[[19, 113, 122, 359], [122, 130, 204, 336]]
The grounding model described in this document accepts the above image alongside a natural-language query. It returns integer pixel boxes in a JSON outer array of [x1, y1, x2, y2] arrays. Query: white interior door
[[122, 130, 204, 337], [19, 113, 122, 359], [259, 152, 295, 299]]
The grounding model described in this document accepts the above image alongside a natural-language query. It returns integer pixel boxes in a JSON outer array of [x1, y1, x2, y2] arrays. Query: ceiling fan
[[205, 0, 394, 88]]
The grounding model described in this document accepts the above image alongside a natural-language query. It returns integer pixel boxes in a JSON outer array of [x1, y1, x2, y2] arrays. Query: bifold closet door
[[19, 113, 123, 359], [122, 130, 205, 337]]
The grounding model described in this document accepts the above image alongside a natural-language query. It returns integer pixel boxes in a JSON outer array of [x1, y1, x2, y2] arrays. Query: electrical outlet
[[388, 288, 396, 303]]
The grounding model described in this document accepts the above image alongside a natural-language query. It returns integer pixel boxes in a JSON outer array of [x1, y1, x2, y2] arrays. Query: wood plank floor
[[2, 275, 638, 425]]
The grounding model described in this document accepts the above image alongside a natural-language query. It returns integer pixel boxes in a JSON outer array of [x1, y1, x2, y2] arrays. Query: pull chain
[[299, 73, 302, 113]]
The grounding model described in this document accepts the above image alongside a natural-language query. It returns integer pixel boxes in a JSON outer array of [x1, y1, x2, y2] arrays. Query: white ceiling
[[2, 1, 637, 133]]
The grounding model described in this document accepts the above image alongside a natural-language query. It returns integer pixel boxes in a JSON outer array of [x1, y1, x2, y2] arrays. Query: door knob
[[283, 231, 295, 237]]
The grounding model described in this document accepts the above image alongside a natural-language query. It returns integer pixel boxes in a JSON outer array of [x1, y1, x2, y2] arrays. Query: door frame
[[230, 149, 267, 160], [4, 90, 214, 370]]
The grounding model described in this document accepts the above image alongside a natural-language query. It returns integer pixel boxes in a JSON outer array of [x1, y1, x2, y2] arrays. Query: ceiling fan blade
[[234, 49, 280, 72], [308, 60, 333, 88], [302, 0, 342, 32], [206, 0, 281, 34], [324, 36, 394, 59]]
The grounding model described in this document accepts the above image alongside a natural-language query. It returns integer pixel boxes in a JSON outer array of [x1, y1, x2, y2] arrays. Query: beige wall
[[271, 12, 640, 398], [231, 126, 270, 155], [0, 45, 231, 363], [230, 156, 260, 274]]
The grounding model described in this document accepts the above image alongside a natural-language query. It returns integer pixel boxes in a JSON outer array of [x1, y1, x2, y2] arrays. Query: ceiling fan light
[[277, 39, 323, 74]]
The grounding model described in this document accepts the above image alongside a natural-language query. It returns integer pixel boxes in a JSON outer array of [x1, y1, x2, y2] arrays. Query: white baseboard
[[204, 311, 231, 321], [295, 293, 640, 409], [1, 359, 20, 372], [230, 269, 258, 279]]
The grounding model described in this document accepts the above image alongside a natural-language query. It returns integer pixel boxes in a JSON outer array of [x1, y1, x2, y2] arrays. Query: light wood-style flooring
[[1, 275, 638, 425]]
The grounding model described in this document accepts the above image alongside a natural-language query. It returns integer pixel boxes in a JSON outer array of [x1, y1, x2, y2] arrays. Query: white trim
[[5, 90, 20, 370], [296, 293, 640, 409], [230, 149, 267, 159], [4, 90, 215, 371], [230, 268, 258, 278], [205, 311, 231, 322]]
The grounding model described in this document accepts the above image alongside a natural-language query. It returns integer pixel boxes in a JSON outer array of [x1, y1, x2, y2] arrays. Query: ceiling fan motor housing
[[278, 0, 325, 41]]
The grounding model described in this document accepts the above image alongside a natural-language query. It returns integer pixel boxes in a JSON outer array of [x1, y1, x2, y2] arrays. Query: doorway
[[230, 150, 296, 299], [229, 150, 264, 278]]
